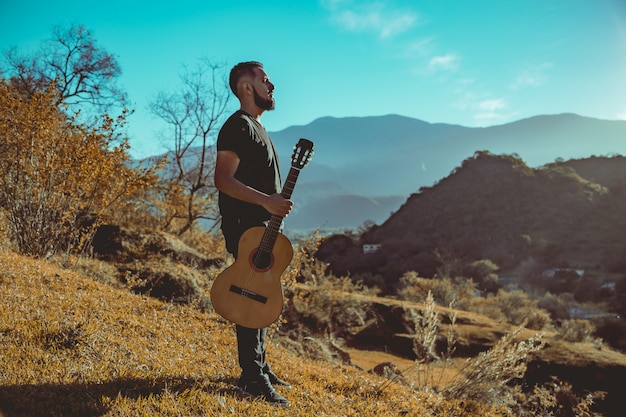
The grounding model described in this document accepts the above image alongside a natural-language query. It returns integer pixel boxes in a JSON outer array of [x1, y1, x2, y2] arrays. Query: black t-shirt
[[217, 110, 281, 229]]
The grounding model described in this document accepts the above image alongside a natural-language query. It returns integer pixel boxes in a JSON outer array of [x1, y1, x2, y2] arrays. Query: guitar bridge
[[229, 285, 268, 304]]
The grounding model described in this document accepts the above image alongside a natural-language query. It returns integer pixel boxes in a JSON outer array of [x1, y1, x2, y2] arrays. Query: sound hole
[[250, 249, 273, 271]]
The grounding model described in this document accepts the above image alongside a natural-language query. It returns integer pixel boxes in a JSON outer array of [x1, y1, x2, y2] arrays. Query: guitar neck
[[259, 165, 302, 253]]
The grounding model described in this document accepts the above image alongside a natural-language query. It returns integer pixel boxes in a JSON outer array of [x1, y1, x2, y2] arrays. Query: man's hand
[[216, 151, 293, 216], [263, 193, 293, 217]]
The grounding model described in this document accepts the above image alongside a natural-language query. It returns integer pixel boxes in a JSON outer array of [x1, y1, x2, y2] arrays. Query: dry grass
[[0, 250, 507, 417]]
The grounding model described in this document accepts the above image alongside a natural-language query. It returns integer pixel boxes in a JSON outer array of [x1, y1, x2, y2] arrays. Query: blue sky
[[1, 0, 625, 158]]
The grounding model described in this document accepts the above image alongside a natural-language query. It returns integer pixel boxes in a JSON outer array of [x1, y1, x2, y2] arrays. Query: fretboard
[[257, 165, 302, 254]]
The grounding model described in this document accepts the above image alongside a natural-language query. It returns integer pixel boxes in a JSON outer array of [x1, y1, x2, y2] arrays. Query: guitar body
[[211, 226, 294, 329]]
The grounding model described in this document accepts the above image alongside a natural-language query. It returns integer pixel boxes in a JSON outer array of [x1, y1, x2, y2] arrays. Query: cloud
[[407, 50, 461, 77], [454, 93, 512, 126], [457, 77, 475, 86], [473, 99, 515, 126], [324, 1, 419, 39], [510, 62, 553, 90], [428, 54, 459, 72], [478, 99, 506, 112], [404, 37, 435, 57]]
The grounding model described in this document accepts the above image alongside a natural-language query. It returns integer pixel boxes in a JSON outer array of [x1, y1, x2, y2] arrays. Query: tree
[[2, 24, 126, 115], [150, 59, 231, 235], [0, 80, 155, 257]]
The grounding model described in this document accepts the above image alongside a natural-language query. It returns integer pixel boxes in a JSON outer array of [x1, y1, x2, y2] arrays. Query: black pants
[[221, 217, 271, 380], [236, 325, 269, 379]]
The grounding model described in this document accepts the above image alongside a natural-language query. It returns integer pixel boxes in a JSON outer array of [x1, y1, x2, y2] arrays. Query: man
[[214, 61, 292, 407]]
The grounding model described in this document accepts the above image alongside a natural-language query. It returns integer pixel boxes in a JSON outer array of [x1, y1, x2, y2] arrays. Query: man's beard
[[253, 86, 275, 110]]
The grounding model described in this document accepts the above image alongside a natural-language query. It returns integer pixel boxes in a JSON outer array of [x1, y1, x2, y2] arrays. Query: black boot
[[265, 370, 291, 389], [236, 374, 289, 407]]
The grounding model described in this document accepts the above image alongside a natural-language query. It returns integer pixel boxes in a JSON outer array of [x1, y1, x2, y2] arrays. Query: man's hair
[[229, 61, 263, 97]]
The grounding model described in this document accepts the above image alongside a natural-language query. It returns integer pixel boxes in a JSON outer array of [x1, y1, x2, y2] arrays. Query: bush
[[404, 292, 572, 414], [557, 319, 598, 344], [410, 291, 456, 364], [443, 325, 545, 408], [280, 233, 377, 339], [464, 259, 500, 292], [484, 290, 552, 330], [0, 80, 154, 257], [515, 377, 600, 417], [537, 292, 571, 320], [397, 271, 477, 310], [594, 316, 626, 352]]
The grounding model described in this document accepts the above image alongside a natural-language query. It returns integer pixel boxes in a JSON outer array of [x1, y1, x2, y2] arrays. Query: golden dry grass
[[0, 250, 511, 417]]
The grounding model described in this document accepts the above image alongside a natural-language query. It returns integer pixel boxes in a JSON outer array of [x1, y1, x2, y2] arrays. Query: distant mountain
[[315, 153, 626, 285], [271, 113, 626, 231], [142, 113, 626, 233], [272, 114, 468, 196]]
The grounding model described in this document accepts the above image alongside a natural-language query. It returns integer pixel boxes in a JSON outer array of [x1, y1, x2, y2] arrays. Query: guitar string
[[239, 194, 290, 294], [239, 216, 281, 299], [237, 152, 309, 296]]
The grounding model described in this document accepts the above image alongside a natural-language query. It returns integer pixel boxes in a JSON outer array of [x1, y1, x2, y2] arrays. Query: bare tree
[[150, 59, 231, 235], [2, 23, 126, 113]]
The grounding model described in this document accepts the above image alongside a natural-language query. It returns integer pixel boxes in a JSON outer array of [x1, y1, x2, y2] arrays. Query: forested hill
[[316, 152, 626, 285]]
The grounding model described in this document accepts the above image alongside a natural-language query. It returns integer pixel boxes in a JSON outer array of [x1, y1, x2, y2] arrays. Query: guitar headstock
[[291, 138, 314, 169]]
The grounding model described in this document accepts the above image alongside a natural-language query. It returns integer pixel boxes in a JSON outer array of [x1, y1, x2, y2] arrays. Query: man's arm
[[214, 150, 292, 217]]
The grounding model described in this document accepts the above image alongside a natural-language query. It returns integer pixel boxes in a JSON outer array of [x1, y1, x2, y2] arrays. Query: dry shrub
[[410, 291, 457, 364], [513, 377, 602, 417], [557, 319, 599, 344], [177, 226, 226, 260], [281, 232, 378, 339], [443, 325, 545, 408], [406, 293, 553, 413], [397, 271, 476, 309], [286, 273, 372, 338], [401, 291, 458, 393], [398, 273, 553, 331], [391, 292, 603, 416], [468, 289, 552, 330], [0, 80, 155, 258]]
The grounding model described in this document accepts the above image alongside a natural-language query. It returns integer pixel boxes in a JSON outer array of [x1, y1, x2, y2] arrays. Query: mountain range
[[269, 113, 626, 231]]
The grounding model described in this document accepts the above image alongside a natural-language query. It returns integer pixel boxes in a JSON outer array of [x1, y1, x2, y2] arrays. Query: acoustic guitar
[[211, 138, 314, 328]]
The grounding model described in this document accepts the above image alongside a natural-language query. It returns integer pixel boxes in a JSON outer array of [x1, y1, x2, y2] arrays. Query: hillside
[[270, 113, 626, 231], [3, 247, 626, 416], [316, 153, 626, 283], [1, 250, 501, 417]]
